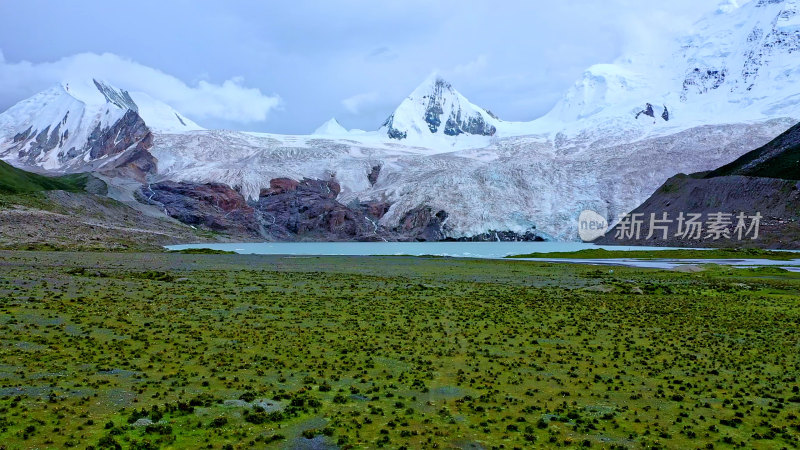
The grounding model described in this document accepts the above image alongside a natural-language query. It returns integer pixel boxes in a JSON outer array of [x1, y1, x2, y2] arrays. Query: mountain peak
[[413, 71, 449, 90], [92, 79, 139, 112], [58, 78, 137, 111], [57, 78, 201, 133], [381, 74, 498, 140], [313, 117, 348, 136], [0, 78, 202, 170]]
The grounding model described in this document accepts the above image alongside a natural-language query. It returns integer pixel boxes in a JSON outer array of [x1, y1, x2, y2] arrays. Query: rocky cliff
[[139, 177, 546, 242]]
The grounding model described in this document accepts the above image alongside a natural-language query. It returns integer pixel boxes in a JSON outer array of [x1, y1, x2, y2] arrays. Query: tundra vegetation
[[0, 252, 798, 449], [507, 248, 800, 260]]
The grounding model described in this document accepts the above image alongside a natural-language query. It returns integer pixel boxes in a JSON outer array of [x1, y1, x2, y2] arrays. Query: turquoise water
[[165, 241, 690, 258], [165, 242, 800, 271]]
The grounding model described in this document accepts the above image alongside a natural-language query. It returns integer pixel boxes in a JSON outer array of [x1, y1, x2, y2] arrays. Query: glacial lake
[[166, 241, 680, 258], [166, 242, 800, 271]]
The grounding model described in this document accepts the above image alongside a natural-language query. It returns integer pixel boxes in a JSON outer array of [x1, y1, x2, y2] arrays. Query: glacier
[[1, 0, 799, 241]]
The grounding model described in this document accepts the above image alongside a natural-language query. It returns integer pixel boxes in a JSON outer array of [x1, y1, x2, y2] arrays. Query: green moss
[[507, 247, 799, 260], [0, 251, 797, 448]]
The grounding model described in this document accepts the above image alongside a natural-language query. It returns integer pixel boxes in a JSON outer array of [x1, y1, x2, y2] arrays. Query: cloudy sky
[[0, 0, 727, 134]]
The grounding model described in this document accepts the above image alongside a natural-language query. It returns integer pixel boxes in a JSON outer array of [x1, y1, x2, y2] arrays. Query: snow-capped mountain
[[380, 73, 499, 141], [0, 78, 200, 172], [542, 0, 800, 138], [374, 0, 800, 148], [1, 0, 799, 241], [312, 117, 349, 136]]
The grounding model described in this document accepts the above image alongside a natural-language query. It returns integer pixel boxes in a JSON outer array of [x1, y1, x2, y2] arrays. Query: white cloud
[[0, 51, 281, 125], [446, 55, 489, 77], [0, 1, 726, 132], [341, 91, 380, 115]]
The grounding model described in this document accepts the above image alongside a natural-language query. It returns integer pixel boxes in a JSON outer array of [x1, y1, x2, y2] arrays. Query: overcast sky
[[0, 0, 727, 134]]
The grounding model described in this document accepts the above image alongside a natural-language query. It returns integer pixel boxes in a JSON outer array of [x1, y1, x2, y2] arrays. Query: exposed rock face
[[12, 126, 33, 143], [367, 165, 381, 186], [447, 231, 545, 242], [80, 108, 157, 182], [634, 103, 672, 122], [138, 181, 261, 236], [635, 103, 655, 120], [259, 177, 300, 197], [93, 80, 138, 112], [395, 206, 449, 241], [96, 131, 156, 182], [423, 81, 446, 133], [444, 110, 496, 136], [253, 178, 380, 240], [596, 174, 800, 248], [361, 200, 390, 220], [85, 110, 150, 160], [135, 177, 543, 242], [139, 178, 399, 241], [681, 68, 727, 100], [382, 115, 407, 140], [18, 124, 62, 161]]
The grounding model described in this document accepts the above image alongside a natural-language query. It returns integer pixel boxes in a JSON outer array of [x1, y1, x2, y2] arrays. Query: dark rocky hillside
[[706, 121, 800, 179], [598, 122, 800, 249], [138, 177, 546, 242]]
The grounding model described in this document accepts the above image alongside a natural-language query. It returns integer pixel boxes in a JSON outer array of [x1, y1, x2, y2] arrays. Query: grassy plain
[[0, 251, 798, 449], [507, 248, 800, 260]]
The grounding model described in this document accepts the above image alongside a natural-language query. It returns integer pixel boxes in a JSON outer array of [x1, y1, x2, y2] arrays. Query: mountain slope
[[596, 174, 800, 248], [706, 121, 800, 179], [0, 79, 199, 174], [145, 118, 792, 240], [0, 159, 86, 194], [598, 121, 800, 248], [1, 1, 799, 242], [0, 162, 255, 251], [539, 0, 800, 147]]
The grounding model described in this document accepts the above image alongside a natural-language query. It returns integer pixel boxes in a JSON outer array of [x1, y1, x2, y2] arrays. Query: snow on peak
[[380, 73, 499, 140], [0, 78, 202, 170], [58, 78, 201, 132], [536, 0, 800, 140], [678, 0, 800, 109], [313, 117, 348, 136], [546, 64, 657, 122], [717, 0, 741, 14], [60, 78, 138, 110]]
